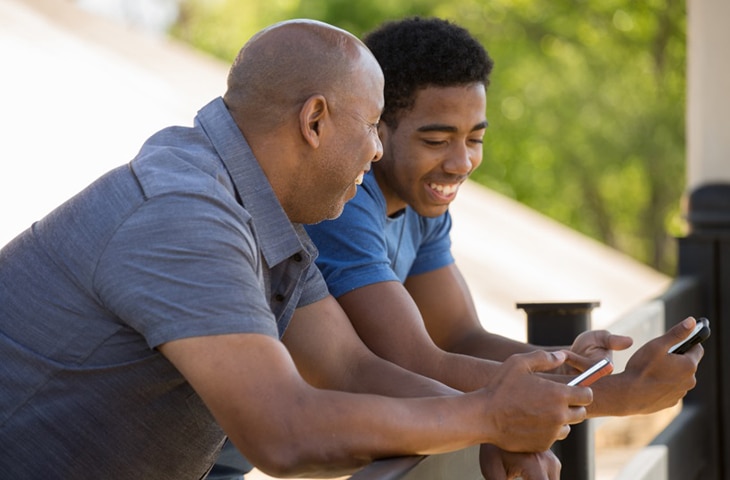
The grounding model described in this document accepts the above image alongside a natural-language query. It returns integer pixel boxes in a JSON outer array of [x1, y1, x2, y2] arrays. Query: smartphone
[[668, 317, 711, 354], [568, 357, 614, 387]]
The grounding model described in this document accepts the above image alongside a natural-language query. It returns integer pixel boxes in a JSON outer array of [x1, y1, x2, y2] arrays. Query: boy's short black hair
[[363, 17, 494, 126]]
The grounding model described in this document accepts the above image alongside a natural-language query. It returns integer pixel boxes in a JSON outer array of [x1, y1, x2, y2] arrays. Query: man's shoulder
[[130, 128, 233, 203]]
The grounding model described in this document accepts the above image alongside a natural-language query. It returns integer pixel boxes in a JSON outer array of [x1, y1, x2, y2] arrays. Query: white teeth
[[429, 183, 458, 195], [355, 172, 364, 185]]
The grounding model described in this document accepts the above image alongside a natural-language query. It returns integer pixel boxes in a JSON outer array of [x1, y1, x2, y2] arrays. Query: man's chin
[[416, 203, 450, 218], [301, 190, 355, 224], [311, 203, 347, 224]]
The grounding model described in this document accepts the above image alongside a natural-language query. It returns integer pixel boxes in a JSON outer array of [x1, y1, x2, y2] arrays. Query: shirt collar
[[196, 97, 313, 266]]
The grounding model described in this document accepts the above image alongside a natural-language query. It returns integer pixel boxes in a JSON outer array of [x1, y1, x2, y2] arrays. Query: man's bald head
[[221, 20, 384, 224], [223, 19, 374, 133]]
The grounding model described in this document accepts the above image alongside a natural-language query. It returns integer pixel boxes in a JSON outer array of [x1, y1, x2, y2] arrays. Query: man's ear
[[299, 94, 328, 148]]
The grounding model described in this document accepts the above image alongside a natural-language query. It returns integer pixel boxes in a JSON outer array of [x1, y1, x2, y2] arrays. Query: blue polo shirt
[[0, 97, 328, 479]]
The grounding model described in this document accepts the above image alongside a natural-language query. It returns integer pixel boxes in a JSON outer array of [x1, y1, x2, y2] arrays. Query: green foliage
[[171, 0, 444, 61], [469, 0, 686, 274], [171, 0, 686, 274]]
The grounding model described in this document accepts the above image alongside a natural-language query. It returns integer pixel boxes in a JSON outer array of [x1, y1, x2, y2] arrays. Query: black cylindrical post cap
[[685, 183, 730, 233]]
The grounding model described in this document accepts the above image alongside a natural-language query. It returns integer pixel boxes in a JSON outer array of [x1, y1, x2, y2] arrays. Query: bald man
[[0, 20, 591, 479]]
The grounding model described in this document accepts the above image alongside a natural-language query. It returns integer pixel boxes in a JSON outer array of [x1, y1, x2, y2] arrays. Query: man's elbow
[[235, 438, 369, 478]]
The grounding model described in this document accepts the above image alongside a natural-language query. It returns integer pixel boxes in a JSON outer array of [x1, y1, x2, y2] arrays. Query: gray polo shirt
[[0, 97, 328, 479]]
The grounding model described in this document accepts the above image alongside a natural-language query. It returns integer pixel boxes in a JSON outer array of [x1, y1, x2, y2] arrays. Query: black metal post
[[518, 301, 599, 480], [672, 184, 730, 479]]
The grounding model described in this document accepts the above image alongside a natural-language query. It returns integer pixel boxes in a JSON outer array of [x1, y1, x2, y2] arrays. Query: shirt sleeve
[[296, 263, 329, 307], [408, 211, 454, 276], [95, 193, 280, 348], [305, 183, 398, 298]]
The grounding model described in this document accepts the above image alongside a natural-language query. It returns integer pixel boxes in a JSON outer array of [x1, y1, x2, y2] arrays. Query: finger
[[564, 380, 594, 406], [547, 451, 562, 480], [513, 464, 547, 480], [683, 342, 705, 363], [565, 405, 588, 425], [518, 453, 561, 480], [563, 350, 593, 372], [514, 453, 561, 480]]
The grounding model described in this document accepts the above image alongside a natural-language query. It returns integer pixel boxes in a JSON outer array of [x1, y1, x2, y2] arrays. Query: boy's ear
[[299, 94, 328, 148], [377, 121, 390, 145]]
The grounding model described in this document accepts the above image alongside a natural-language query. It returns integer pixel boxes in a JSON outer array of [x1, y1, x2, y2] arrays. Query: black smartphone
[[567, 357, 614, 387], [668, 317, 710, 354]]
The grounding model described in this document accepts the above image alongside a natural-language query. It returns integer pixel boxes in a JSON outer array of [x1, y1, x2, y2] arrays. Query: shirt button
[[274, 293, 285, 302]]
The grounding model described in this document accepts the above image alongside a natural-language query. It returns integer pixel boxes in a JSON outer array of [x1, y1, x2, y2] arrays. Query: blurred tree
[[171, 0, 686, 274], [171, 0, 445, 61], [459, 0, 686, 274]]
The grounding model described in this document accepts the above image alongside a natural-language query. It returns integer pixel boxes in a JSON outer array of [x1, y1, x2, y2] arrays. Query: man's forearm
[[343, 349, 462, 397], [446, 329, 548, 362], [228, 383, 489, 477]]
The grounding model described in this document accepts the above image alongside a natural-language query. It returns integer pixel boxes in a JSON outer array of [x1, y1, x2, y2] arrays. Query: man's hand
[[587, 317, 703, 417], [619, 317, 703, 414], [479, 444, 560, 480], [561, 330, 633, 375], [477, 350, 592, 452]]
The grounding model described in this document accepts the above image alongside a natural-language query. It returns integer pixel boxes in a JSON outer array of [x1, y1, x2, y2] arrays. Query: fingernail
[[682, 318, 694, 329], [552, 351, 566, 362]]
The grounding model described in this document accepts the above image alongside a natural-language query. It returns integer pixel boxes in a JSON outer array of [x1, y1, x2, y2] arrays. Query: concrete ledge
[[614, 445, 668, 480]]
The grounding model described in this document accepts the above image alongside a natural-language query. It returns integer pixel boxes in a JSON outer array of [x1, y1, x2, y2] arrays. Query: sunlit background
[[4, 0, 688, 274]]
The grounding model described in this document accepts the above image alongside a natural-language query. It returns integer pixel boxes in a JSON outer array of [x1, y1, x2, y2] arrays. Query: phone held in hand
[[568, 358, 614, 387], [668, 317, 711, 354]]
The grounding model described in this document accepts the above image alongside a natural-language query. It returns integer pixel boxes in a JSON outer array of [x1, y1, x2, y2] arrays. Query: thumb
[[520, 349, 568, 374], [666, 317, 698, 346], [606, 333, 634, 352], [478, 444, 508, 480]]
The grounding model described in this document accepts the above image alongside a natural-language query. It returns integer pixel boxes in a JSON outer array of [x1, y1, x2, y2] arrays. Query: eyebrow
[[416, 120, 489, 133]]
